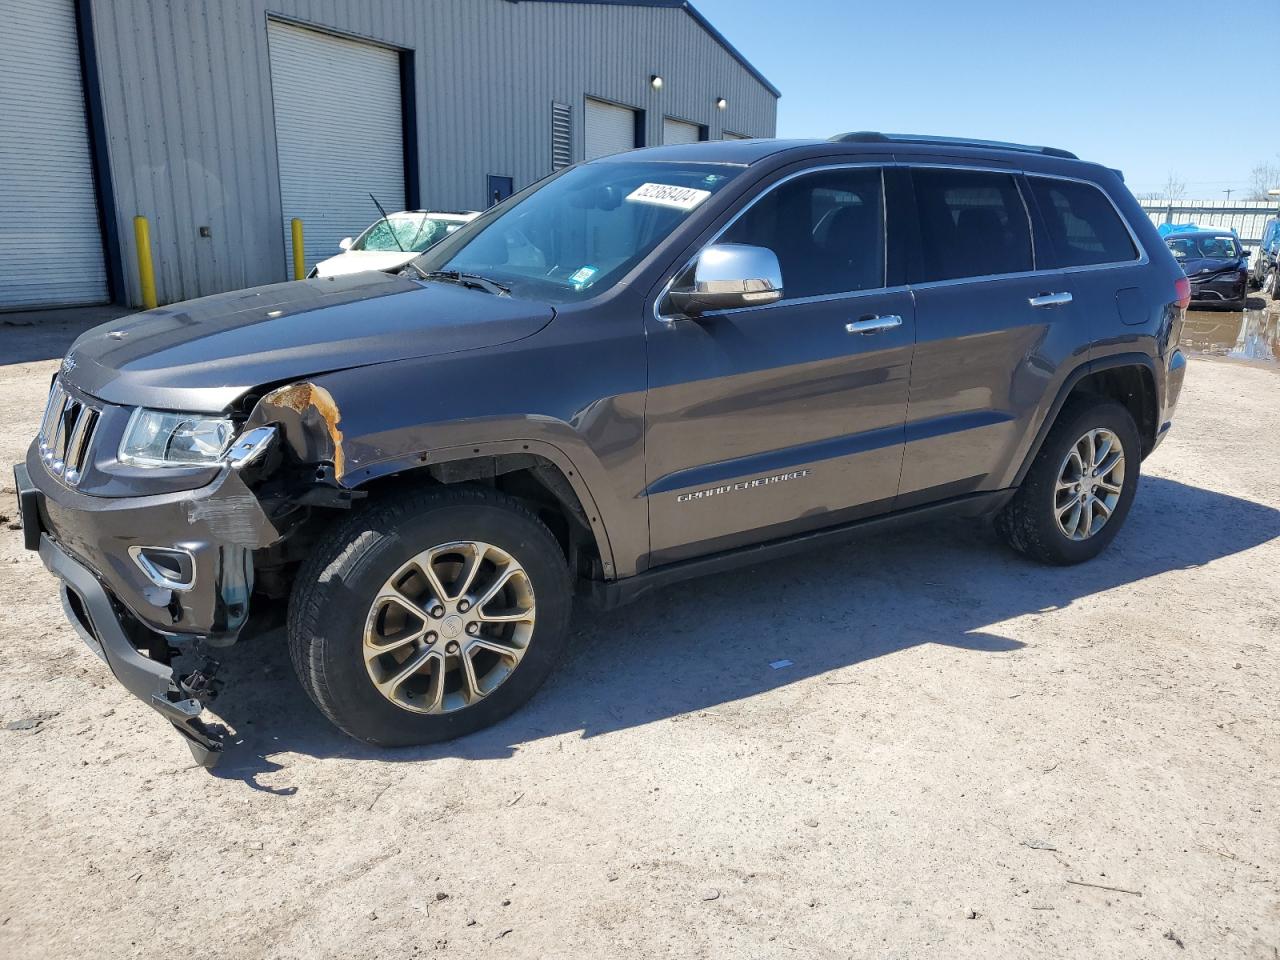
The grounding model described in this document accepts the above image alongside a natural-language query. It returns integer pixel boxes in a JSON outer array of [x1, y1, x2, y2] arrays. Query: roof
[[504, 0, 781, 98], [598, 137, 1107, 172]]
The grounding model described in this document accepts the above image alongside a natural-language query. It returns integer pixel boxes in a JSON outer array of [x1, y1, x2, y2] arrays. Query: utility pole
[[1223, 188, 1234, 201]]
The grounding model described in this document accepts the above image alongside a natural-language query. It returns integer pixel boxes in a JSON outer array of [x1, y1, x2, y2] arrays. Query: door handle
[[845, 314, 903, 335], [1029, 291, 1073, 308]]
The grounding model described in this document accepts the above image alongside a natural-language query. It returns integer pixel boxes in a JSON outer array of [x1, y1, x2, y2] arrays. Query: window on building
[[719, 167, 884, 298], [1029, 177, 1138, 267], [911, 168, 1032, 281]]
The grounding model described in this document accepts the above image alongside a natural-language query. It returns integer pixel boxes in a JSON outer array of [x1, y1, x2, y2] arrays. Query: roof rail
[[830, 131, 1078, 161]]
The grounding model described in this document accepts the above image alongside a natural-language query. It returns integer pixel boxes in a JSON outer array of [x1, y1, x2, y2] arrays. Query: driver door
[[642, 165, 916, 567]]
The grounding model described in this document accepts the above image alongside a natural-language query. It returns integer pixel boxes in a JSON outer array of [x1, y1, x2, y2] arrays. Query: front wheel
[[288, 486, 573, 746], [995, 398, 1141, 565]]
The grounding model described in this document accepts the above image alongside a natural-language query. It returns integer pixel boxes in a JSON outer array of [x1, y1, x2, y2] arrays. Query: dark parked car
[[14, 133, 1189, 766], [1249, 217, 1280, 297], [1165, 227, 1249, 310]]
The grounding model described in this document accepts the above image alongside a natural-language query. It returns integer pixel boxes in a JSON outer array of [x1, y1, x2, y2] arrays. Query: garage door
[[267, 21, 405, 277], [585, 99, 637, 160], [0, 0, 107, 309], [663, 118, 702, 145], [723, 132, 751, 141]]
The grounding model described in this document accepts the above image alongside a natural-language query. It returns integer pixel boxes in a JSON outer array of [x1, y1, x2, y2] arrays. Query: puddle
[[1182, 299, 1279, 367]]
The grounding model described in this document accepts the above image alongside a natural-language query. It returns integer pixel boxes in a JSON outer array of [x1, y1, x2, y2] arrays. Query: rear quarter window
[[1027, 177, 1138, 268]]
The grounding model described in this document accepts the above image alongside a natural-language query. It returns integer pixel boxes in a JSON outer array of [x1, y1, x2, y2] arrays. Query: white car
[[308, 210, 480, 278]]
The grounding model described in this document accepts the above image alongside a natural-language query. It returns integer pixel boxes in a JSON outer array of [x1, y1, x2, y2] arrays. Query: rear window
[[1028, 177, 1138, 268], [911, 168, 1032, 282]]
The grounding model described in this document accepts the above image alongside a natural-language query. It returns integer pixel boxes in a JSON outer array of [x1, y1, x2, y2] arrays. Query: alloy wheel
[[363, 541, 536, 714], [1054, 428, 1125, 541]]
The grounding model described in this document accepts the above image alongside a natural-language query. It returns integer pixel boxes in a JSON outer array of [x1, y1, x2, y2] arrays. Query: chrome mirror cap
[[667, 243, 783, 317]]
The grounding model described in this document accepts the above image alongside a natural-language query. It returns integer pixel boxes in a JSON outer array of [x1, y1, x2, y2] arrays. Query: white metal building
[[0, 0, 778, 311]]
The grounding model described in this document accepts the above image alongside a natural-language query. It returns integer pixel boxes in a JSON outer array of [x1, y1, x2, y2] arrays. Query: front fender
[[244, 350, 648, 578]]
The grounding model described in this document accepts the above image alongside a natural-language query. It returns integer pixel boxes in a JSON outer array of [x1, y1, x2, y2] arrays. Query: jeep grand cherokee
[[14, 133, 1189, 766]]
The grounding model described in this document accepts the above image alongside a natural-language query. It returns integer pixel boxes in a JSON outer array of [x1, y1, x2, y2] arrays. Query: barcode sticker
[[625, 182, 712, 211]]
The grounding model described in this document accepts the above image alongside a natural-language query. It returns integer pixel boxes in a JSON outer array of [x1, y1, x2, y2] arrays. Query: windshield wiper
[[369, 193, 405, 252], [408, 265, 510, 296]]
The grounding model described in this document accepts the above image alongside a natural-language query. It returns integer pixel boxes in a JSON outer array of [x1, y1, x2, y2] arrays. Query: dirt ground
[[0, 302, 1277, 960]]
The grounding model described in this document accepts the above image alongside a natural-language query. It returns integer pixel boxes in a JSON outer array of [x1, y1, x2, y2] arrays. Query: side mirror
[[338, 237, 354, 251], [666, 243, 783, 318]]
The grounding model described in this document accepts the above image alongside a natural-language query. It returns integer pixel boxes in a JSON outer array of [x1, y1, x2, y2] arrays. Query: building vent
[[552, 102, 572, 170]]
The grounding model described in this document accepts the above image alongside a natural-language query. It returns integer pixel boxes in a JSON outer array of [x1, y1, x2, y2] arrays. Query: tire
[[1270, 270, 1280, 302], [995, 398, 1141, 566], [288, 486, 573, 747]]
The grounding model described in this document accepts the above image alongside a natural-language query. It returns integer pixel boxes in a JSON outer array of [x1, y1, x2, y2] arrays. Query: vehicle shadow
[[0, 308, 126, 366], [209, 475, 1280, 789]]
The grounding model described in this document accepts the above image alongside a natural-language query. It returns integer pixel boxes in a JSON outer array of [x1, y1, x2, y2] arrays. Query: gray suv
[[14, 133, 1189, 766]]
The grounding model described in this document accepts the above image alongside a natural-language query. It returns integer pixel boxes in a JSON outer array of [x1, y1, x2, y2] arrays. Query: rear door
[[898, 165, 1085, 507], [644, 164, 916, 566], [1022, 174, 1147, 341]]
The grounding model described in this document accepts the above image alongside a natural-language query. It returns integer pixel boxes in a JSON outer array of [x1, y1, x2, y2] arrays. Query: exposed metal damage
[[252, 381, 348, 480]]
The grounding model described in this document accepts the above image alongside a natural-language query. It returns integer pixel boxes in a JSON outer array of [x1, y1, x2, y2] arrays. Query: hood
[[1180, 256, 1246, 277], [63, 272, 555, 411], [312, 249, 419, 277]]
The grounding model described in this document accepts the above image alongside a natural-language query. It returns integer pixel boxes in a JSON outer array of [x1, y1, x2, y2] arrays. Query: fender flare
[[1012, 352, 1158, 487], [347, 438, 619, 579]]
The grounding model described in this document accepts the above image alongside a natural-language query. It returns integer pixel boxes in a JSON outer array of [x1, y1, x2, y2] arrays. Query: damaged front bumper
[[14, 446, 283, 768], [37, 531, 226, 765]]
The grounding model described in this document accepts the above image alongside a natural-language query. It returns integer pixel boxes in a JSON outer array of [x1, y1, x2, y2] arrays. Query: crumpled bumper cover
[[23, 440, 278, 638], [37, 532, 225, 766], [15, 450, 283, 768]]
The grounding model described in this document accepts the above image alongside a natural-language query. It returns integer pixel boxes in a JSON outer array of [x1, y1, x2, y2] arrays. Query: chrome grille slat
[[39, 383, 66, 447], [37, 378, 100, 486], [48, 396, 74, 473], [64, 408, 98, 483]]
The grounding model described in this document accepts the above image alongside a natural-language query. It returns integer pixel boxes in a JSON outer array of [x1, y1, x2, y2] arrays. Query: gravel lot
[[1, 304, 1278, 959]]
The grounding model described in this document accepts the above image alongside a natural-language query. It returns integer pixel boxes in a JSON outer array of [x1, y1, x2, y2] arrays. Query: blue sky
[[694, 0, 1279, 199]]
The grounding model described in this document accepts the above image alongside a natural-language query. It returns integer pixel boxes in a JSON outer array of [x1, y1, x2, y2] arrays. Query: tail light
[[1174, 276, 1191, 310]]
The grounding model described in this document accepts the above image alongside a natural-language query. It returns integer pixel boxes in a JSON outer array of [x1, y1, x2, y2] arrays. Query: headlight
[[118, 408, 236, 466]]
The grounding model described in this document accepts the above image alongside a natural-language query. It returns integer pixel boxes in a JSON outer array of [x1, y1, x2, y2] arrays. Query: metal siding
[[0, 0, 108, 308], [1140, 199, 1280, 250], [85, 0, 778, 305]]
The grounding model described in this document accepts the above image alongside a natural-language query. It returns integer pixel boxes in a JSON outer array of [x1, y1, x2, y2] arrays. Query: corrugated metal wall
[[1140, 200, 1280, 250], [85, 0, 779, 305]]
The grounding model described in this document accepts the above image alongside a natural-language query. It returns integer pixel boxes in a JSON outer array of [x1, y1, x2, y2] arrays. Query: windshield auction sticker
[[626, 183, 712, 211]]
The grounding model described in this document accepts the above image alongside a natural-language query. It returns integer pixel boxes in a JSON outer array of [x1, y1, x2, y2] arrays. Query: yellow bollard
[[133, 215, 158, 310], [291, 218, 305, 280]]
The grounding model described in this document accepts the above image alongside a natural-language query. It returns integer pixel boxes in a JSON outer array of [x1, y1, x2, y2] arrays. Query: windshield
[[353, 214, 467, 253], [413, 161, 744, 302], [1165, 234, 1241, 260]]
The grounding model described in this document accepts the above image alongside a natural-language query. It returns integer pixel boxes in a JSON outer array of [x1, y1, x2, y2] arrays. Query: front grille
[[38, 379, 101, 486]]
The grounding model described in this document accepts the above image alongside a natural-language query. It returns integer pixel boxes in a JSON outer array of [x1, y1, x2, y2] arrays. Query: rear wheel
[[996, 398, 1141, 565], [288, 486, 572, 746]]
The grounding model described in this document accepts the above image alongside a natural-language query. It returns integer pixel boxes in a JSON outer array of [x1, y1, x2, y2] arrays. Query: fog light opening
[[129, 546, 197, 592]]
